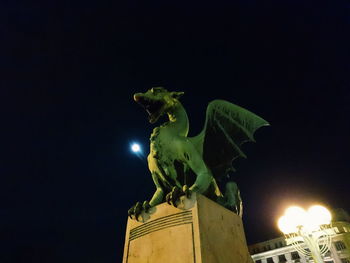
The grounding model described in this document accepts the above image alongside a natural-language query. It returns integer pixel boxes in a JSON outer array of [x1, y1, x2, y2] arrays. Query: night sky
[[2, 0, 350, 262]]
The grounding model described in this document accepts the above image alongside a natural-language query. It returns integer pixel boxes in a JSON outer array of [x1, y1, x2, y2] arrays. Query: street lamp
[[277, 205, 333, 263]]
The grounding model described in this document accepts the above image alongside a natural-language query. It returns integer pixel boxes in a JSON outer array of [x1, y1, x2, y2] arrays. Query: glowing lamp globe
[[285, 206, 307, 229], [278, 215, 297, 234], [305, 205, 332, 231], [277, 204, 333, 263]]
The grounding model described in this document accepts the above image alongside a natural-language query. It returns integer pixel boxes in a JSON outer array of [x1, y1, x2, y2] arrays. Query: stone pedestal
[[122, 194, 253, 263]]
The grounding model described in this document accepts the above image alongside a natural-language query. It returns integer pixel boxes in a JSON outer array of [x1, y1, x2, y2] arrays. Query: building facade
[[249, 211, 350, 263]]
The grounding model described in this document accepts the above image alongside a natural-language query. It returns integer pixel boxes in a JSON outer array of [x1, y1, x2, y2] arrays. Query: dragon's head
[[134, 87, 184, 123]]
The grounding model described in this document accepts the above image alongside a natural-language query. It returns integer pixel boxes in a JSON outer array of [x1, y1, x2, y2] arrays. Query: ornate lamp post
[[277, 205, 333, 263]]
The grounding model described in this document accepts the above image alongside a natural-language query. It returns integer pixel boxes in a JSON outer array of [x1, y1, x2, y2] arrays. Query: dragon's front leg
[[166, 146, 213, 207], [186, 149, 213, 194], [128, 173, 164, 221], [166, 185, 190, 207]]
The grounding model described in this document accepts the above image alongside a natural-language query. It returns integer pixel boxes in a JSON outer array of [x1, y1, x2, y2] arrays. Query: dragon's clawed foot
[[166, 185, 191, 207], [128, 201, 151, 221]]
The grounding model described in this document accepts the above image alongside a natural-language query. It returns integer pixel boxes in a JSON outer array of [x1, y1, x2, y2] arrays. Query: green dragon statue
[[128, 87, 269, 221]]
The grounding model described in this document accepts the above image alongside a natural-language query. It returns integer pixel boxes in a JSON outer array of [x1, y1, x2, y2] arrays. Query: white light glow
[[285, 206, 307, 229], [305, 205, 332, 231], [131, 143, 141, 153], [278, 205, 332, 234], [278, 215, 297, 234]]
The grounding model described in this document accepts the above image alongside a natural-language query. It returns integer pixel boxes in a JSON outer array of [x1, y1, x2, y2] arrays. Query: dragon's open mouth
[[134, 95, 165, 123]]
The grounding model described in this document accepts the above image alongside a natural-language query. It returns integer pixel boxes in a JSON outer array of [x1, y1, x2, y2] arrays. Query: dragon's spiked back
[[190, 100, 269, 179]]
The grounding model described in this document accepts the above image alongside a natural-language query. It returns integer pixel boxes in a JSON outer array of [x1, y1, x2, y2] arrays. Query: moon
[[131, 143, 141, 153]]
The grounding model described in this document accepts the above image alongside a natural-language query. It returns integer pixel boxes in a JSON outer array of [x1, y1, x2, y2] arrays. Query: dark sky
[[2, 0, 350, 262]]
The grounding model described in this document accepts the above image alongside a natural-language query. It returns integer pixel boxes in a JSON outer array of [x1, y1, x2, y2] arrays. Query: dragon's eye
[[152, 87, 163, 93]]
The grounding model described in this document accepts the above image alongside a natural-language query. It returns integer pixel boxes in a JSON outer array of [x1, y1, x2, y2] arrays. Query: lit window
[[278, 254, 287, 262], [325, 251, 332, 257], [335, 241, 347, 251], [291, 251, 300, 260]]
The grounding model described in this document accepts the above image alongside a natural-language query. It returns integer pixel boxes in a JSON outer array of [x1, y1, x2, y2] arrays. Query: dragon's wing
[[190, 100, 269, 179]]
